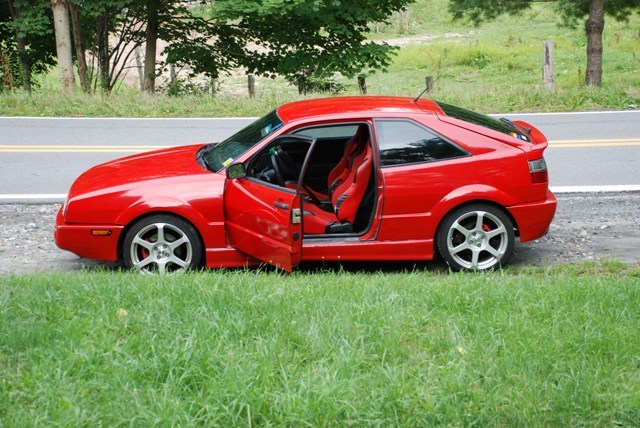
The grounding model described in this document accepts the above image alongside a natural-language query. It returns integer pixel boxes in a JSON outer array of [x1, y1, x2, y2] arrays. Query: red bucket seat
[[303, 143, 373, 234]]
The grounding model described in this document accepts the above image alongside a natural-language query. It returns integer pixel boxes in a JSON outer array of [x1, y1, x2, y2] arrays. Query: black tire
[[123, 214, 203, 274], [436, 204, 514, 271]]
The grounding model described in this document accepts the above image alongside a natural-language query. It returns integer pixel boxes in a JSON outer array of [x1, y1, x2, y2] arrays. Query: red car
[[55, 96, 556, 273]]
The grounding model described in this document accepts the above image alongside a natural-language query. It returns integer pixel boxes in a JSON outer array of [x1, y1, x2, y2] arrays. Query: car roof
[[276, 96, 443, 123]]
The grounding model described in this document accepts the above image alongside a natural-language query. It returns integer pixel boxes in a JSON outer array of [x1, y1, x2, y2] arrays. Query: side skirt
[[301, 239, 434, 262]]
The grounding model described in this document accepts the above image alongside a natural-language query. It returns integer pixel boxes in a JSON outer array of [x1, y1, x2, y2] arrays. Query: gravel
[[1, 192, 639, 276]]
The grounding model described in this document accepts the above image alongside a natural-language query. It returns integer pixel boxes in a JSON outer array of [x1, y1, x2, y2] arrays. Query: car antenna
[[412, 87, 428, 103]]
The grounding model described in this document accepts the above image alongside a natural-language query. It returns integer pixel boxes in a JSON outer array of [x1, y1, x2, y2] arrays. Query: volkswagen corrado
[[55, 96, 557, 273]]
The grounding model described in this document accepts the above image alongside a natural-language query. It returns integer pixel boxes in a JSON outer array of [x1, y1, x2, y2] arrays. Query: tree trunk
[[6, 0, 32, 93], [585, 0, 604, 87], [69, 2, 90, 93], [143, 0, 159, 94], [51, 0, 75, 95], [97, 11, 111, 92]]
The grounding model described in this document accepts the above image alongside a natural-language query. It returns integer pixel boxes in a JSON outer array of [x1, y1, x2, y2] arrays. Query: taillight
[[529, 158, 548, 183]]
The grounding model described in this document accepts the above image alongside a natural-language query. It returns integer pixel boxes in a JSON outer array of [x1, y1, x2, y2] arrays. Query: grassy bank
[[2, 263, 639, 425], [1, 2, 639, 117]]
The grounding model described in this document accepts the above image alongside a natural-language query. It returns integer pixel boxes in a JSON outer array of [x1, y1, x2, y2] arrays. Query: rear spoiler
[[512, 120, 548, 151]]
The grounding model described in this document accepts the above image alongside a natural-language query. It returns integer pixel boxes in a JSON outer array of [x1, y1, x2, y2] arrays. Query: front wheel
[[436, 204, 514, 271], [123, 215, 203, 275]]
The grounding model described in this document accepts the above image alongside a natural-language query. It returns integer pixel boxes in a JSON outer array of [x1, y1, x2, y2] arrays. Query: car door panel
[[223, 134, 315, 272], [224, 178, 301, 272]]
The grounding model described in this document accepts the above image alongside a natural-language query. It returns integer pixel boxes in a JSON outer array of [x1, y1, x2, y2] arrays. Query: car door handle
[[273, 201, 289, 210]]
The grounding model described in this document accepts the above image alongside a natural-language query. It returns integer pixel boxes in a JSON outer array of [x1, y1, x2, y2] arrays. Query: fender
[[115, 195, 226, 250], [429, 184, 518, 233]]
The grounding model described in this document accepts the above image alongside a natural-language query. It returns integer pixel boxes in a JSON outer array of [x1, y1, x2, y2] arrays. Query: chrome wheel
[[123, 215, 202, 274], [437, 204, 514, 271]]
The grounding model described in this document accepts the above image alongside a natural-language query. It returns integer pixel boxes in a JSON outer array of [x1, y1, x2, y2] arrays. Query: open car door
[[223, 135, 315, 272]]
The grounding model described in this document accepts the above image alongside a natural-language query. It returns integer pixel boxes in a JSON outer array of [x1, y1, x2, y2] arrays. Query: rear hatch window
[[435, 101, 530, 142]]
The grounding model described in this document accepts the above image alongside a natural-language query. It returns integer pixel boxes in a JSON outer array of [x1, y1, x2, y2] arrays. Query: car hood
[[68, 144, 209, 198]]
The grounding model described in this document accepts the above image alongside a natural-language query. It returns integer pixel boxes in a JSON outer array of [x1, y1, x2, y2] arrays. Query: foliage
[[77, 0, 146, 92], [2, 264, 640, 425], [210, 0, 415, 93], [3, 0, 413, 94], [0, 0, 55, 91], [161, 8, 246, 81], [448, 0, 640, 26]]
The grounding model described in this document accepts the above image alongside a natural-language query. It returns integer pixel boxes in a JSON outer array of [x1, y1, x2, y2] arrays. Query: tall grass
[[2, 263, 640, 425]]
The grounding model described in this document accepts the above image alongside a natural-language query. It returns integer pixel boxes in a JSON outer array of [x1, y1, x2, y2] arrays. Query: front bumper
[[507, 190, 557, 242], [54, 207, 124, 261]]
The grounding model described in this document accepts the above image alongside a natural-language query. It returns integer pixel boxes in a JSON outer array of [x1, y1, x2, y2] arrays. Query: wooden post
[[169, 64, 176, 85], [211, 77, 217, 95], [358, 76, 366, 95], [134, 46, 144, 90], [248, 74, 255, 98], [405, 8, 410, 32], [542, 40, 554, 92], [425, 75, 434, 93]]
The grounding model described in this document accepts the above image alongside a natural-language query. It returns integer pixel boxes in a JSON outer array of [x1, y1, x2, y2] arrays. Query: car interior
[[246, 123, 377, 237]]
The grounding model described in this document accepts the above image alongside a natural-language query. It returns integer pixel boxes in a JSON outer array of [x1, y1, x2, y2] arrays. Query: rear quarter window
[[375, 119, 468, 167]]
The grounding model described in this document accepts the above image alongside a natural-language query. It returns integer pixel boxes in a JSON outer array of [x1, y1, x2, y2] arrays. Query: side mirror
[[226, 162, 246, 179]]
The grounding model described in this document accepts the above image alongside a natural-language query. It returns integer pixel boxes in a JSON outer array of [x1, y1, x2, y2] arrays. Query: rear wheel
[[437, 204, 514, 271], [123, 215, 203, 275]]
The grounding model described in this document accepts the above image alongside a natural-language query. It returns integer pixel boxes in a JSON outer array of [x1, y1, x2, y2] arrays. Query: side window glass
[[376, 120, 467, 167]]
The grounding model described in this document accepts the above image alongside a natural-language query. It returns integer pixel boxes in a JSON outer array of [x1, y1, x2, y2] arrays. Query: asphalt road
[[1, 110, 639, 200]]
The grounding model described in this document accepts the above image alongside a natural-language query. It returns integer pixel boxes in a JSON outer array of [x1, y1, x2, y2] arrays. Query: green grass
[[0, 1, 639, 116], [2, 263, 640, 425]]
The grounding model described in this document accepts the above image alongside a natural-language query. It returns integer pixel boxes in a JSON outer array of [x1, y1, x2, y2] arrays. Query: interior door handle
[[273, 201, 289, 210]]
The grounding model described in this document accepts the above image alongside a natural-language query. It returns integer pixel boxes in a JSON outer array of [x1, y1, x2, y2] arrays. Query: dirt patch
[[0, 192, 638, 276], [379, 32, 472, 47]]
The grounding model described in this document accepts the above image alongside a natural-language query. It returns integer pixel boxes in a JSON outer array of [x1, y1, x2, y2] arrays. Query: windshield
[[202, 110, 283, 172], [435, 101, 530, 142]]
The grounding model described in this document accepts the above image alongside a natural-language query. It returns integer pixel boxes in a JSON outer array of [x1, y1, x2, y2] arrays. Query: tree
[[51, 0, 75, 94], [69, 1, 90, 92], [5, 0, 416, 95], [1, 0, 56, 92], [448, 0, 640, 87], [210, 0, 415, 93], [73, 0, 244, 94], [138, 0, 243, 94], [5, 0, 31, 91], [79, 0, 146, 93]]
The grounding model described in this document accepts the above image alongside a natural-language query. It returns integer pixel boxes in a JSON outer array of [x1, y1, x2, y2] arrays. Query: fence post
[[169, 64, 176, 85], [134, 46, 144, 90], [425, 76, 434, 93], [542, 40, 554, 92], [248, 74, 256, 98]]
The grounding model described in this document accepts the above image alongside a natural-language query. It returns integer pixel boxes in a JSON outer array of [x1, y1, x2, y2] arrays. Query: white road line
[[549, 185, 640, 193], [0, 194, 67, 200], [495, 110, 640, 117]]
